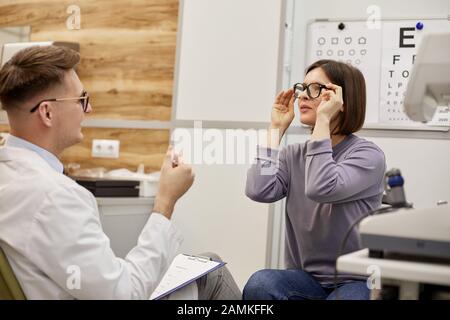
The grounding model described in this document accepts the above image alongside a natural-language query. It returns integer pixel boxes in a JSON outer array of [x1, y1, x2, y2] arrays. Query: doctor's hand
[[153, 146, 195, 219]]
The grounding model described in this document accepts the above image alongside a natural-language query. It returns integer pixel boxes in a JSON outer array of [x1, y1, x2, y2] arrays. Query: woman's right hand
[[270, 88, 295, 134]]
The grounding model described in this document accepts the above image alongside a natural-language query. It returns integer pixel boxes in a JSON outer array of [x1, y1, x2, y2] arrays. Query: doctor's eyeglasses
[[293, 82, 328, 100], [30, 90, 90, 113]]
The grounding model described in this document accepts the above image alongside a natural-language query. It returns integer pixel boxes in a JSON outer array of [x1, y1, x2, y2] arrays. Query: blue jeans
[[243, 269, 370, 300]]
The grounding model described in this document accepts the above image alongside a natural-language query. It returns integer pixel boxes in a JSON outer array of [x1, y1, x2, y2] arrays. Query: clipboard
[[150, 253, 226, 300]]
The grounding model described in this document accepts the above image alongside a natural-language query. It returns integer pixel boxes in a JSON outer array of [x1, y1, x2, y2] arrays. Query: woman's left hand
[[316, 83, 344, 122]]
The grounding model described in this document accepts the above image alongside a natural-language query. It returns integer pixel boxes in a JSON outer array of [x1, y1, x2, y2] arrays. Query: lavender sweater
[[246, 134, 386, 284]]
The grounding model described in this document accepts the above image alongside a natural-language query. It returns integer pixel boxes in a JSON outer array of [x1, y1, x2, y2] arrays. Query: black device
[[75, 178, 140, 197]]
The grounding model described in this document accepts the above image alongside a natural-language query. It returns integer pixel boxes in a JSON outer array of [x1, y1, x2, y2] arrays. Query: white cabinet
[[96, 197, 154, 258]]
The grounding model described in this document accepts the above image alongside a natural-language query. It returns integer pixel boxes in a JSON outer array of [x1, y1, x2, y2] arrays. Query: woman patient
[[244, 59, 386, 300]]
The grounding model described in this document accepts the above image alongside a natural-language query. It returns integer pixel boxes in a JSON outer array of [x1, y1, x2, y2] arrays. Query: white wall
[[170, 128, 271, 290], [174, 0, 283, 122], [171, 0, 285, 290]]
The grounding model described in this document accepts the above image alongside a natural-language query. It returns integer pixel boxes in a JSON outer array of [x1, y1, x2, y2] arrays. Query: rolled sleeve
[[245, 145, 289, 203]]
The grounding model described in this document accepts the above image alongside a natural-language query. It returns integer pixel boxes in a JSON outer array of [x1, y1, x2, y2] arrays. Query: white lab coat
[[0, 145, 193, 299]]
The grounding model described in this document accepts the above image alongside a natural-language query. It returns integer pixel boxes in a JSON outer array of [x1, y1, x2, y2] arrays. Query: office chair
[[0, 247, 26, 300]]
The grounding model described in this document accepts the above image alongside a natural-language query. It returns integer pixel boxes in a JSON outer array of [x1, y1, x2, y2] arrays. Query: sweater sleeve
[[305, 139, 386, 204], [245, 145, 290, 203]]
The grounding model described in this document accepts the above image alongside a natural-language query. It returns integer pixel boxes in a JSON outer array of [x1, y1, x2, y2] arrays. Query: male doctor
[[0, 45, 241, 299]]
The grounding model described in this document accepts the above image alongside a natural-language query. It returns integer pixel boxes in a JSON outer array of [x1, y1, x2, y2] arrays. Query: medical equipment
[[359, 33, 450, 261], [403, 33, 450, 122]]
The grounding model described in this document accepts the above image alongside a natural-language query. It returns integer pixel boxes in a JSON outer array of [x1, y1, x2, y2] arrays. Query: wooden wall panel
[[0, 0, 178, 171], [0, 0, 178, 120], [61, 128, 169, 173], [0, 124, 168, 173]]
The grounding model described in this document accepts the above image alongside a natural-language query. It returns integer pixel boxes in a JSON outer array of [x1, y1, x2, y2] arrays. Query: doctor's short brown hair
[[306, 59, 366, 135], [0, 45, 80, 111]]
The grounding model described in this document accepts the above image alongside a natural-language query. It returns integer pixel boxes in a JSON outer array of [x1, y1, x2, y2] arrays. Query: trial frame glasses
[[293, 82, 328, 100]]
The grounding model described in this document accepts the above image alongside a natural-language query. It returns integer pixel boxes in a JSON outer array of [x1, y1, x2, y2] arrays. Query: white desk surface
[[337, 249, 450, 286]]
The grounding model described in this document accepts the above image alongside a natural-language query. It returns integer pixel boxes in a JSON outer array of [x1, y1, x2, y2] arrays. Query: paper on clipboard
[[150, 254, 226, 300]]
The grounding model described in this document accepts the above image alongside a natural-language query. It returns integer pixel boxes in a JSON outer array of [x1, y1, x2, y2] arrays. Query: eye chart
[[306, 18, 450, 129]]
